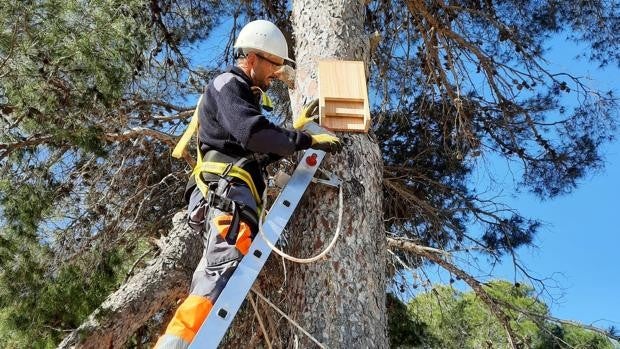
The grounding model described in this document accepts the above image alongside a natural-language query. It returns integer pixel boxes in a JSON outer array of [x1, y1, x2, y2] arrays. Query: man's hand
[[310, 133, 343, 154], [293, 98, 319, 130]]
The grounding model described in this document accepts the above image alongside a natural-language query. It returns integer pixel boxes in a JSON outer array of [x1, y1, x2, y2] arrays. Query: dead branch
[[387, 236, 519, 348]]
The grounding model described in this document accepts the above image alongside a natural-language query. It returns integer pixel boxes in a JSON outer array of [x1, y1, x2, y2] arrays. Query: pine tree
[[0, 0, 617, 347], [405, 280, 614, 348]]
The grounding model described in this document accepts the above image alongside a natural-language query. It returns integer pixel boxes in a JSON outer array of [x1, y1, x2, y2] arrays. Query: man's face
[[249, 52, 284, 91]]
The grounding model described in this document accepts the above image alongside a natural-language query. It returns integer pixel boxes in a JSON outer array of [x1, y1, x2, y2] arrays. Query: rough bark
[[58, 212, 201, 348], [282, 1, 388, 347]]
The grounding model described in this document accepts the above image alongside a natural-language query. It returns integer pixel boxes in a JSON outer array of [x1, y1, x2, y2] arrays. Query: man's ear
[[245, 52, 257, 66]]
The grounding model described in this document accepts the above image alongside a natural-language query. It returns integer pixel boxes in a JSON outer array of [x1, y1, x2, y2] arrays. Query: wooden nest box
[[318, 60, 370, 133]]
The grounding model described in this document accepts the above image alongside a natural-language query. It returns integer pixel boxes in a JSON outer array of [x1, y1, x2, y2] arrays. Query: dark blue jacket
[[198, 66, 312, 158], [195, 66, 312, 198]]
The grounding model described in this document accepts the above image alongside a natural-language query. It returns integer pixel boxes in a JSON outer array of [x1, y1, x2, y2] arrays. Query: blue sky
[[478, 38, 619, 330], [503, 139, 619, 330]]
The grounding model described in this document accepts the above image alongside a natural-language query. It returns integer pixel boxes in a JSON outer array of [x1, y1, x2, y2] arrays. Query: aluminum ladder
[[189, 145, 331, 348]]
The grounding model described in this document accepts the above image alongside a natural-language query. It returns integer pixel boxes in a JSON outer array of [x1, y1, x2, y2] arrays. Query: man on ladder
[[155, 20, 342, 349]]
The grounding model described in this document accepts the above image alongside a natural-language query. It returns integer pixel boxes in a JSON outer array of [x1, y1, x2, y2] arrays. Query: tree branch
[[0, 135, 54, 161], [58, 212, 201, 348], [387, 236, 519, 348], [0, 126, 180, 162], [103, 127, 177, 146]]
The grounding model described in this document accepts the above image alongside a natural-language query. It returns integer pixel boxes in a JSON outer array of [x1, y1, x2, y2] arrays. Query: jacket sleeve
[[212, 78, 312, 156]]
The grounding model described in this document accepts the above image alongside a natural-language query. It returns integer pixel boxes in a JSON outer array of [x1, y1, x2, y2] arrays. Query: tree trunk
[[59, 3, 387, 347], [284, 1, 388, 347], [58, 212, 201, 348]]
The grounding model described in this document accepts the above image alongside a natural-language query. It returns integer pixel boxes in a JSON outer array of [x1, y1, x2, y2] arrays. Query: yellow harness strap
[[192, 160, 261, 204], [172, 96, 202, 159], [261, 92, 273, 111], [171, 95, 261, 204]]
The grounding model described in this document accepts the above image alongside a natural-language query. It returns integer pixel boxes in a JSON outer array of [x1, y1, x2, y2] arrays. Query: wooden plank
[[324, 97, 366, 103], [329, 108, 365, 117], [318, 61, 366, 99], [318, 60, 370, 133], [324, 99, 365, 118], [322, 116, 369, 132]]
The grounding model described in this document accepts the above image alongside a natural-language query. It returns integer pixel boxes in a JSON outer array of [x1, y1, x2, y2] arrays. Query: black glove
[[310, 133, 343, 154]]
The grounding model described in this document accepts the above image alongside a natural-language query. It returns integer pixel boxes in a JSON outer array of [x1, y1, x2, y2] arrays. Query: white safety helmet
[[234, 20, 294, 64]]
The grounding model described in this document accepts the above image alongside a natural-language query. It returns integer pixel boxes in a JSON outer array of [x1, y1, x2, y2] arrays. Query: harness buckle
[[205, 188, 217, 207], [206, 188, 234, 213], [221, 162, 234, 178]]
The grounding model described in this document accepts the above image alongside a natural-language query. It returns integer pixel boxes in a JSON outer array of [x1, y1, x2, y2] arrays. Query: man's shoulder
[[212, 71, 246, 92], [210, 67, 251, 92]]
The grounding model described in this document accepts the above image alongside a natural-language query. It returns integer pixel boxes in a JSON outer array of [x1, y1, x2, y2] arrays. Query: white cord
[[249, 167, 342, 348], [258, 183, 343, 264], [251, 288, 327, 349]]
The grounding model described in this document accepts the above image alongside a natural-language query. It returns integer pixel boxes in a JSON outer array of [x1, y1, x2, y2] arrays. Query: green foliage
[[387, 292, 438, 348], [0, 0, 195, 344], [373, 0, 618, 266], [559, 324, 615, 349], [0, 0, 148, 124], [0, 178, 57, 240], [52, 126, 107, 156], [0, 246, 133, 347], [396, 281, 614, 349]]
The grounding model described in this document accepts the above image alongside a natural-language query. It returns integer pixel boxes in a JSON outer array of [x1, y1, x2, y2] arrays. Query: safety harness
[[172, 94, 269, 241]]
